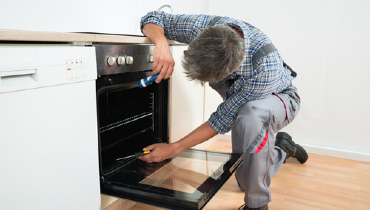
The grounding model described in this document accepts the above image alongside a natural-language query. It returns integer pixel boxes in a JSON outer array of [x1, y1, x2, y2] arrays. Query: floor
[[120, 139, 370, 210]]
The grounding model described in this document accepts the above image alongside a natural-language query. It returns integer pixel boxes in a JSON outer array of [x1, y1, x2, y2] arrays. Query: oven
[[94, 44, 242, 210]]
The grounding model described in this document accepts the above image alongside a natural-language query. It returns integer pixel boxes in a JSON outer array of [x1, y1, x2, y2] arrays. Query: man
[[138, 11, 308, 210]]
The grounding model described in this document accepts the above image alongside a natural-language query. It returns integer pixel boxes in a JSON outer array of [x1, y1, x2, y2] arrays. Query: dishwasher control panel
[[0, 46, 97, 93], [66, 58, 85, 80]]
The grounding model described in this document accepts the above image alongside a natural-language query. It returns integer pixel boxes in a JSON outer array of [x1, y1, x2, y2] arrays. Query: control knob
[[148, 55, 154, 63], [126, 56, 134, 65], [117, 56, 126, 65], [107, 56, 116, 66]]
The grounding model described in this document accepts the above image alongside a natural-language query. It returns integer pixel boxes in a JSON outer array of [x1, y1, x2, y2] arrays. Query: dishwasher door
[[0, 46, 100, 210]]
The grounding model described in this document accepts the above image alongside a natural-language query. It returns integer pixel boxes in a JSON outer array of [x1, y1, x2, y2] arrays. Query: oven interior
[[97, 71, 168, 177]]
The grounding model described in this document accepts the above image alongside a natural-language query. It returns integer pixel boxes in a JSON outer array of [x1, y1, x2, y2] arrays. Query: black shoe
[[275, 132, 308, 164], [239, 204, 268, 210]]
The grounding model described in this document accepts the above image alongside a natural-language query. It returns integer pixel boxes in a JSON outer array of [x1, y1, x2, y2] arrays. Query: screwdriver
[[116, 150, 152, 161]]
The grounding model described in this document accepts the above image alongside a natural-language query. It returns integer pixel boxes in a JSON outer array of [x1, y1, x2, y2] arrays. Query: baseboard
[[217, 134, 370, 163], [300, 144, 370, 163]]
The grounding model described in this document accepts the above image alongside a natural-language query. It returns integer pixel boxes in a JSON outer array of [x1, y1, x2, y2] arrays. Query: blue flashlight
[[138, 74, 159, 88]]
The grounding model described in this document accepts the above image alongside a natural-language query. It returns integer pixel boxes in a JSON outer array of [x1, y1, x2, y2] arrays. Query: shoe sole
[[276, 132, 308, 164]]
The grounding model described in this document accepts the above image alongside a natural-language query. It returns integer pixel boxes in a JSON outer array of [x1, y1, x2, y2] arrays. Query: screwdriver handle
[[135, 150, 152, 158]]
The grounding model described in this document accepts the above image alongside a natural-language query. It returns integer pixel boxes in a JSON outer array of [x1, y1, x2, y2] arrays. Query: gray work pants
[[230, 84, 300, 208]]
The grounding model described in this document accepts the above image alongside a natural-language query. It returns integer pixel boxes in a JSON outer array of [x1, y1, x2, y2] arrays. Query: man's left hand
[[138, 143, 178, 163]]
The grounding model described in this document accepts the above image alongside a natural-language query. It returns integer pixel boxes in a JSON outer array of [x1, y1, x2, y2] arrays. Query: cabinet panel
[[169, 46, 204, 143]]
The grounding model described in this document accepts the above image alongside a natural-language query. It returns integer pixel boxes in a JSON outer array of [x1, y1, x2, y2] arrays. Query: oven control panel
[[95, 44, 155, 76]]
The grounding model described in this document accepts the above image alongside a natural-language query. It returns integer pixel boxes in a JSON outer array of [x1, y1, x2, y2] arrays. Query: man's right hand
[[151, 39, 175, 83], [142, 23, 175, 83]]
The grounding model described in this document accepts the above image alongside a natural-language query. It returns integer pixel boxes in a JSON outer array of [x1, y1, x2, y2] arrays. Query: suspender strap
[[252, 43, 278, 70], [208, 17, 297, 77], [283, 61, 297, 77], [252, 43, 297, 77], [208, 16, 222, 26]]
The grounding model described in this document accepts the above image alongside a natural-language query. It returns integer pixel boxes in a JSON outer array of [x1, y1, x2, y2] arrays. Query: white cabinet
[[169, 45, 204, 143], [169, 45, 222, 149]]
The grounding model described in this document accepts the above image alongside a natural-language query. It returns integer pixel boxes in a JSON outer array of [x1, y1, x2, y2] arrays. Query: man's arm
[[142, 23, 175, 83], [138, 121, 217, 163]]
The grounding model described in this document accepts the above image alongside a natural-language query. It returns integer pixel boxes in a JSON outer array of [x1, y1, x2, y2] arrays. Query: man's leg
[[231, 85, 300, 208]]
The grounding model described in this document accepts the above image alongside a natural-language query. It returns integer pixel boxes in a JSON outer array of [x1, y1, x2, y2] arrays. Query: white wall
[[209, 0, 370, 162], [0, 0, 208, 35]]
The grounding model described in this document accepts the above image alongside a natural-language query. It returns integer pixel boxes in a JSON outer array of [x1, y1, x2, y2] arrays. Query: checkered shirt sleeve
[[140, 11, 214, 44]]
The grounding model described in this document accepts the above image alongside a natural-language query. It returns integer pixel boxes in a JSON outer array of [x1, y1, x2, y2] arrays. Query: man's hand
[[151, 40, 175, 83], [138, 143, 179, 163], [142, 23, 175, 83], [139, 121, 218, 163]]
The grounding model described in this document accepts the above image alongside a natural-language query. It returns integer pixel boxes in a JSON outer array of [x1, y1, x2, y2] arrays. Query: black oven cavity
[[94, 44, 169, 177]]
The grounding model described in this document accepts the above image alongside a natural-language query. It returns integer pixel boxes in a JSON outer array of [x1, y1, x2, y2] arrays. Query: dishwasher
[[0, 45, 100, 210]]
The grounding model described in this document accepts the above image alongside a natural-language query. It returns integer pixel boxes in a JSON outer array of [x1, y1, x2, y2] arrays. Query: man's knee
[[236, 102, 271, 129]]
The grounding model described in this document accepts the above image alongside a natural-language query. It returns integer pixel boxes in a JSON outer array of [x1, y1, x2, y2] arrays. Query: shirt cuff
[[140, 13, 165, 33], [208, 112, 231, 134]]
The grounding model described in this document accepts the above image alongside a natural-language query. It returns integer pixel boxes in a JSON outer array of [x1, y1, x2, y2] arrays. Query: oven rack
[[105, 157, 136, 174], [99, 112, 153, 133], [100, 126, 153, 152]]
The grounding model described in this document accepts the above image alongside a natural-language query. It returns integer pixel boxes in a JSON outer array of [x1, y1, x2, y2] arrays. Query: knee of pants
[[232, 103, 271, 153], [234, 102, 271, 132]]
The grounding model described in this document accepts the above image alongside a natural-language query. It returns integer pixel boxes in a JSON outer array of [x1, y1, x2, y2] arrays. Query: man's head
[[182, 24, 245, 84]]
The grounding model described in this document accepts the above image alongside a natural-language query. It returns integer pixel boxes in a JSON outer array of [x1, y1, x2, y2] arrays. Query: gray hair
[[182, 24, 245, 84]]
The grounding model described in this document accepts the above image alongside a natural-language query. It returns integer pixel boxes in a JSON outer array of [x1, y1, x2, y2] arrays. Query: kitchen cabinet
[[169, 45, 224, 149], [169, 45, 204, 144]]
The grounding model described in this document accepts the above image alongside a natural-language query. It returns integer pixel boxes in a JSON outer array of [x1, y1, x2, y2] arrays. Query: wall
[[208, 0, 370, 162], [0, 0, 208, 36]]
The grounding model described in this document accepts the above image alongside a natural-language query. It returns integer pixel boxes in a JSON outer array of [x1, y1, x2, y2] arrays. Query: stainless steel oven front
[[94, 44, 242, 210]]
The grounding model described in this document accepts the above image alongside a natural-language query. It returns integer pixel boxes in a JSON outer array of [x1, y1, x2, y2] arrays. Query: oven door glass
[[101, 149, 242, 210]]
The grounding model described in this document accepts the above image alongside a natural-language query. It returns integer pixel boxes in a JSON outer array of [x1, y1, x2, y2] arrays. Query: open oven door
[[101, 149, 242, 210]]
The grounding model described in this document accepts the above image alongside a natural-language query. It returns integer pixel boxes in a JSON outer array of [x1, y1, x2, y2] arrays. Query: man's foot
[[275, 132, 308, 164], [238, 204, 268, 210]]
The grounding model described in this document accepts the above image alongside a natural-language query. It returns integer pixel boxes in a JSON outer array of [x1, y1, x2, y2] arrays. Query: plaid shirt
[[141, 11, 294, 134]]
